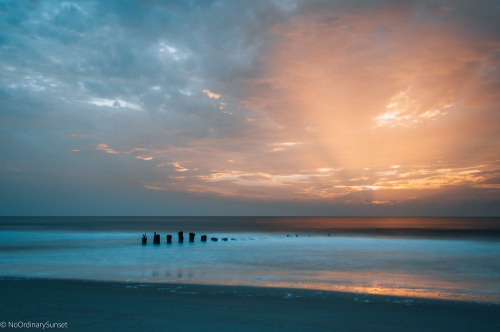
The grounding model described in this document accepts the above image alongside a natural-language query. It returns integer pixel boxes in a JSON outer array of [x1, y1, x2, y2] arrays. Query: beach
[[1, 217, 499, 330], [1, 277, 499, 331]]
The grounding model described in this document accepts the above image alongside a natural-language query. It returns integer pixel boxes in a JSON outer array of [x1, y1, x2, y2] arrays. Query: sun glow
[[90, 7, 499, 209]]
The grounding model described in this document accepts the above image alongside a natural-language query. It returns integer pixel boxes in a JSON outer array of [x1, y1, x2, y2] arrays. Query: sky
[[1, 0, 499, 216]]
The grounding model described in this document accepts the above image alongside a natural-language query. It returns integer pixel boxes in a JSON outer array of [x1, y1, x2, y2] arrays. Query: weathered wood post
[[211, 237, 218, 242], [178, 231, 184, 243], [166, 234, 172, 244], [189, 232, 195, 242], [201, 235, 207, 242], [153, 232, 160, 245], [222, 238, 228, 241], [142, 233, 147, 245]]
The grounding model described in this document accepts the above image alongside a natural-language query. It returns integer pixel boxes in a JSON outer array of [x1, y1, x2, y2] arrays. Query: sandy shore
[[0, 278, 498, 331]]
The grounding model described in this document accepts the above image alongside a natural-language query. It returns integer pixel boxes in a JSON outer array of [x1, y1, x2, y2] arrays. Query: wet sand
[[0, 277, 498, 331]]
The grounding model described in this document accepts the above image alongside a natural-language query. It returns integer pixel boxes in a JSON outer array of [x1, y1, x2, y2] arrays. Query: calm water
[[0, 217, 499, 303]]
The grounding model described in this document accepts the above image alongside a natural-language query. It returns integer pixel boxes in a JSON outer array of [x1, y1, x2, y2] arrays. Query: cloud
[[96, 143, 120, 155], [135, 156, 154, 161], [87, 98, 142, 111], [170, 162, 198, 172], [65, 133, 88, 137], [373, 89, 453, 127], [202, 89, 221, 100], [1, 0, 499, 215]]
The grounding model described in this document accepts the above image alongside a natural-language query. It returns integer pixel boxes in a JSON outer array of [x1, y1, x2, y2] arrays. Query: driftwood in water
[[189, 233, 195, 242], [153, 232, 160, 245], [222, 238, 228, 241], [142, 233, 147, 245], [178, 231, 184, 243], [166, 234, 172, 244], [201, 235, 207, 242], [211, 237, 218, 242]]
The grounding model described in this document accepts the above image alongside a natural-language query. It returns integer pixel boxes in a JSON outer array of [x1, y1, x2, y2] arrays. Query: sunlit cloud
[[96, 143, 120, 155], [170, 162, 198, 172], [202, 89, 221, 100], [135, 156, 154, 161], [172, 162, 189, 172], [1, 0, 499, 215], [374, 89, 453, 127], [96, 144, 147, 156], [370, 201, 396, 205], [87, 2, 500, 210], [270, 142, 301, 152], [87, 98, 142, 111]]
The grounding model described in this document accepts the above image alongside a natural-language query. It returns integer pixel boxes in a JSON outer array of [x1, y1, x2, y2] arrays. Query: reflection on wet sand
[[145, 268, 499, 303]]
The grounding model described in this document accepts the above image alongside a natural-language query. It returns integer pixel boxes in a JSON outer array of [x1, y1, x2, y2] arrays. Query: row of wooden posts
[[142, 231, 230, 245]]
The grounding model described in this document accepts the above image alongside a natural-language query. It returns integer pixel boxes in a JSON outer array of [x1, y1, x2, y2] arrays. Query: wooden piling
[[201, 235, 207, 242], [211, 237, 218, 242], [153, 232, 160, 245], [166, 234, 172, 244], [178, 231, 184, 243], [142, 233, 147, 245], [189, 233, 195, 242]]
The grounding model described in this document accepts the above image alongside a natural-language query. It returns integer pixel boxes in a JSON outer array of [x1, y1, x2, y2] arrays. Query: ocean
[[1, 217, 499, 303]]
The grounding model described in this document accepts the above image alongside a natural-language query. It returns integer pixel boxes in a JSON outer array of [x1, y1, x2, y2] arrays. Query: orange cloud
[[221, 8, 499, 203], [96, 143, 120, 154], [135, 156, 154, 161], [202, 89, 221, 99], [106, 6, 499, 208]]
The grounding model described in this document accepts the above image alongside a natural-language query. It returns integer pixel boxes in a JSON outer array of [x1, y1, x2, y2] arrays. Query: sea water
[[0, 217, 499, 303]]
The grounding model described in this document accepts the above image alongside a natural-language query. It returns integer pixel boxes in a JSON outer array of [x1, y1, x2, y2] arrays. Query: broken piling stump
[[201, 235, 207, 242], [153, 232, 160, 245], [189, 233, 195, 242], [222, 238, 228, 241], [166, 234, 172, 244], [178, 231, 184, 243], [142, 233, 147, 245], [211, 237, 218, 242]]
